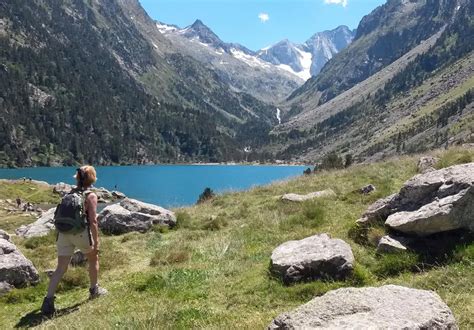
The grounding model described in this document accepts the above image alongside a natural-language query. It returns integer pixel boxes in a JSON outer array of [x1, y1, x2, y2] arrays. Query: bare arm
[[86, 193, 99, 251]]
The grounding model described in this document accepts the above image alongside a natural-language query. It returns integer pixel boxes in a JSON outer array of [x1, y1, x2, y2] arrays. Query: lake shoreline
[[0, 165, 307, 208], [1, 162, 313, 170]]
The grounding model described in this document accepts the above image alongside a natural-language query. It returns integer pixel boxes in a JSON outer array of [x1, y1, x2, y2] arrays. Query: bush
[[197, 188, 215, 204], [320, 152, 344, 170], [344, 154, 353, 168]]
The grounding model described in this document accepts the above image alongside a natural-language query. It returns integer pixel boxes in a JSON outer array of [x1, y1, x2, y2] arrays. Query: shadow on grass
[[15, 300, 87, 328]]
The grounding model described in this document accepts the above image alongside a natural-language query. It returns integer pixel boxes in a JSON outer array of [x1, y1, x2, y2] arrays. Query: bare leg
[[86, 251, 99, 289], [47, 256, 71, 298]]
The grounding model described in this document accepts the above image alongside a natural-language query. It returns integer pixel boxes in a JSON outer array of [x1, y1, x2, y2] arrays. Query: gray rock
[[356, 193, 398, 225], [53, 182, 74, 196], [268, 285, 457, 329], [386, 187, 473, 236], [0, 281, 14, 296], [94, 188, 114, 203], [358, 163, 474, 236], [112, 191, 126, 199], [281, 189, 335, 202], [0, 238, 40, 287], [44, 269, 55, 278], [15, 207, 56, 238], [53, 183, 125, 203], [358, 184, 376, 194], [417, 156, 439, 174], [270, 234, 354, 284], [70, 250, 87, 267], [0, 229, 10, 241], [376, 235, 411, 254], [98, 198, 176, 234]]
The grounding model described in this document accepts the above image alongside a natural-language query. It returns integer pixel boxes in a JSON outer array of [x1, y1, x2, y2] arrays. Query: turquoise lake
[[0, 165, 307, 208]]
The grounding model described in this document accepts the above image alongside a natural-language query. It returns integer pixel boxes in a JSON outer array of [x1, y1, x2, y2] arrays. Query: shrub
[[344, 154, 353, 168], [197, 188, 215, 204], [320, 152, 344, 170]]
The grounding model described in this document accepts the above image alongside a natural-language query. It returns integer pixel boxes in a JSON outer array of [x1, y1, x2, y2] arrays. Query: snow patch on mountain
[[295, 48, 313, 80], [230, 49, 271, 69], [156, 22, 178, 34]]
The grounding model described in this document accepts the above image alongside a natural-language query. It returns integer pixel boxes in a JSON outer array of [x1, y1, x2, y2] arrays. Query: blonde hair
[[75, 165, 97, 188]]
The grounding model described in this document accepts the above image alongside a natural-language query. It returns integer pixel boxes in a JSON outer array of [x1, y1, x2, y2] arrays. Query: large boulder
[[53, 183, 126, 203], [357, 163, 474, 236], [268, 285, 457, 329], [98, 198, 176, 234], [15, 207, 56, 238], [281, 189, 335, 202], [270, 234, 354, 284], [0, 236, 40, 287]]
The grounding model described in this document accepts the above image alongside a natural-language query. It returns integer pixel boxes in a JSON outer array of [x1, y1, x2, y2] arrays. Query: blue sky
[[139, 0, 386, 51]]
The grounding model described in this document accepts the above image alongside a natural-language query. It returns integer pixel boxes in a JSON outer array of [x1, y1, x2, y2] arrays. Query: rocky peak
[[183, 19, 227, 50]]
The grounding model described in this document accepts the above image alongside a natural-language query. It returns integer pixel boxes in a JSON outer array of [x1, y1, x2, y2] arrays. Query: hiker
[[16, 197, 21, 208], [41, 165, 107, 316]]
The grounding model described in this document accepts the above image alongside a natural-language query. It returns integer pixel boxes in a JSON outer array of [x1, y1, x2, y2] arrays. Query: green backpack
[[54, 189, 89, 234]]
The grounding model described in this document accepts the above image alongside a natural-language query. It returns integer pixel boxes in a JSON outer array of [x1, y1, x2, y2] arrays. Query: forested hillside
[[0, 0, 276, 167]]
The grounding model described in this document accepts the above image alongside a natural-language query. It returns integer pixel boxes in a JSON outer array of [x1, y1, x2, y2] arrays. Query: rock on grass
[[270, 233, 354, 284], [269, 285, 457, 329]]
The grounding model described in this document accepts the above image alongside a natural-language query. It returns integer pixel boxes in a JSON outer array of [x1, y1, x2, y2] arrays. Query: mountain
[[0, 0, 278, 167], [155, 20, 304, 103], [256, 26, 355, 81], [264, 0, 473, 162], [286, 0, 462, 106]]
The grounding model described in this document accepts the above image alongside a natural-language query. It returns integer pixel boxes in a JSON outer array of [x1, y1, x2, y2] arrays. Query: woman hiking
[[41, 166, 107, 316]]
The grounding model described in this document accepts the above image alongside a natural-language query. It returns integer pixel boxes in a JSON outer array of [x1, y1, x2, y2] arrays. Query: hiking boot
[[89, 285, 107, 300], [41, 296, 55, 317]]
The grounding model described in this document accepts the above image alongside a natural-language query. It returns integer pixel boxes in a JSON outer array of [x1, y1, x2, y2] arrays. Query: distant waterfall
[[276, 108, 281, 125]]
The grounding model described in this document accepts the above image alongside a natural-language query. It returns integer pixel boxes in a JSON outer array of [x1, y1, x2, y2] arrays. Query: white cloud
[[258, 12, 270, 23], [324, 0, 348, 7]]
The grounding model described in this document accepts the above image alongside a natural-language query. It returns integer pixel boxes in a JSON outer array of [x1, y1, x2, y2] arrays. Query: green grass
[[0, 148, 473, 328], [0, 180, 59, 204]]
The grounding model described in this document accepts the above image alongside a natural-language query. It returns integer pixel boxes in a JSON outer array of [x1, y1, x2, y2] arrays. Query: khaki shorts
[[57, 229, 93, 256]]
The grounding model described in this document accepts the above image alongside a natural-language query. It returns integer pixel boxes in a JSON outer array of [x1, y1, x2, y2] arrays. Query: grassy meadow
[[0, 147, 473, 329]]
